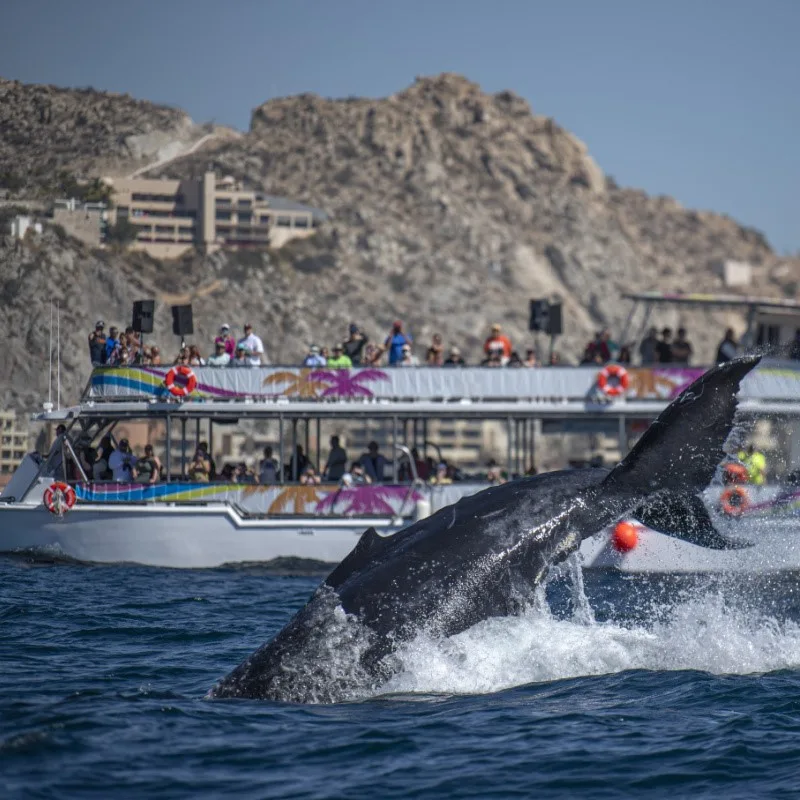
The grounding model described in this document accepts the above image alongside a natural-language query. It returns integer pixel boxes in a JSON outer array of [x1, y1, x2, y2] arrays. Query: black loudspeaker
[[546, 302, 563, 336], [132, 300, 155, 333], [529, 299, 549, 332], [171, 304, 194, 337]]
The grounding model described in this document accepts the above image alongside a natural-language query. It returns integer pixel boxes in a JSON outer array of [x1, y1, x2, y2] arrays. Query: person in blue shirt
[[105, 326, 121, 364], [302, 344, 327, 367], [384, 320, 412, 366]]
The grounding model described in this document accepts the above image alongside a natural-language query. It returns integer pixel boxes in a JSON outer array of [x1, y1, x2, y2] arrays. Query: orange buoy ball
[[612, 521, 638, 553]]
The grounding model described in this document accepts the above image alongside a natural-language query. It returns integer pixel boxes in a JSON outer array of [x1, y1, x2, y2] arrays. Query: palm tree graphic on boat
[[307, 368, 389, 398], [262, 369, 330, 398], [315, 485, 423, 516], [262, 368, 388, 398]]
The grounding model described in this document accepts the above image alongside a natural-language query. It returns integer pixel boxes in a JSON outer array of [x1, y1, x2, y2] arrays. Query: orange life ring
[[164, 366, 197, 397], [44, 481, 76, 516], [722, 463, 748, 485], [720, 486, 750, 517], [597, 364, 630, 397]]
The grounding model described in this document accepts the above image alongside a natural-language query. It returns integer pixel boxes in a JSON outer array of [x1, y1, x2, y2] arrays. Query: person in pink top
[[215, 324, 236, 357]]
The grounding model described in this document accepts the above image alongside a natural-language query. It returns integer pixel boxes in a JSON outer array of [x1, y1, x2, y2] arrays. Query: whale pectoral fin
[[325, 527, 395, 589], [631, 492, 752, 550], [604, 356, 760, 493]]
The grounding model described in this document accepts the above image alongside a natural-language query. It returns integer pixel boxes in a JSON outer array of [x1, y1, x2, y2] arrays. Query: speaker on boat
[[529, 299, 549, 332], [171, 304, 194, 337], [529, 299, 563, 336], [132, 300, 155, 333], [546, 302, 563, 336]]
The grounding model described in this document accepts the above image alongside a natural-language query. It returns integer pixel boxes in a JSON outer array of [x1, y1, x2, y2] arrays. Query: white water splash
[[378, 586, 800, 698]]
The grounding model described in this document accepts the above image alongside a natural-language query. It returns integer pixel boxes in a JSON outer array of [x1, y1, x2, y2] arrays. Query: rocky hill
[[0, 73, 797, 411], [0, 78, 201, 192]]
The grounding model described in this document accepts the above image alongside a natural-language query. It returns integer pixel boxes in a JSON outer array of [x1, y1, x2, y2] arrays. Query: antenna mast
[[57, 300, 61, 410], [48, 301, 53, 408]]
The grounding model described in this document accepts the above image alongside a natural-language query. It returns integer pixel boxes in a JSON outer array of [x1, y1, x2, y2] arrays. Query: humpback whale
[[212, 356, 760, 703]]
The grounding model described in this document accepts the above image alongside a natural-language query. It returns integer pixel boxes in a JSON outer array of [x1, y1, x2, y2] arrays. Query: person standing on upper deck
[[215, 324, 236, 358], [384, 320, 412, 366], [483, 324, 513, 363], [638, 327, 659, 365], [671, 328, 694, 364], [88, 321, 107, 366], [343, 324, 368, 366], [655, 328, 673, 363], [237, 322, 265, 366]]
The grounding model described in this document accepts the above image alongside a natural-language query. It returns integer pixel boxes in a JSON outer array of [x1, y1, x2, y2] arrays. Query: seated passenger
[[300, 465, 322, 485], [235, 462, 256, 484], [108, 438, 137, 482], [259, 446, 279, 484], [342, 461, 371, 486], [188, 449, 211, 483], [359, 441, 387, 482], [197, 441, 216, 480], [430, 462, 453, 485], [135, 444, 161, 484]]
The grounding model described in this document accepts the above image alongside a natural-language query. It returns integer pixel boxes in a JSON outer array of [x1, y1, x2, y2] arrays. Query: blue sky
[[2, 0, 797, 253]]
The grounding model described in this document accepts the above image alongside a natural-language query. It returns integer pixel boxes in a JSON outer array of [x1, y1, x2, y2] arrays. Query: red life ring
[[44, 481, 77, 516], [597, 364, 630, 397], [164, 366, 197, 397], [720, 486, 749, 517]]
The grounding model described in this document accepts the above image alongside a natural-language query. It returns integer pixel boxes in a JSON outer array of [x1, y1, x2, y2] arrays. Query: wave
[[376, 574, 800, 699]]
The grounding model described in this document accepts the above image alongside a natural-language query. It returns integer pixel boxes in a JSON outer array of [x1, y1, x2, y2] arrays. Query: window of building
[[117, 206, 129, 217], [259, 215, 270, 225], [276, 216, 292, 227], [215, 198, 232, 207], [238, 199, 252, 209], [216, 211, 231, 221], [294, 217, 309, 228], [131, 193, 179, 203], [155, 225, 175, 234], [238, 213, 252, 224]]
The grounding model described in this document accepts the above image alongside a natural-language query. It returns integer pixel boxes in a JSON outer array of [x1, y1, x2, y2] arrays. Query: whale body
[[212, 356, 760, 703]]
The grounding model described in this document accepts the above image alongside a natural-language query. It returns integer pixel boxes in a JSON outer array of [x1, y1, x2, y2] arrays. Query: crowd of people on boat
[[89, 316, 789, 370], [62, 430, 511, 488]]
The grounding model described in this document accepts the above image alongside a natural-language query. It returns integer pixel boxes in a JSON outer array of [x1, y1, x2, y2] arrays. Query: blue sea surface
[[3, 557, 800, 799]]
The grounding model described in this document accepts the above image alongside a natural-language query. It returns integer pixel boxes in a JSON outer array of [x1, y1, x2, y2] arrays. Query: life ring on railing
[[164, 366, 197, 397], [597, 364, 630, 397], [720, 486, 750, 517], [44, 481, 76, 516]]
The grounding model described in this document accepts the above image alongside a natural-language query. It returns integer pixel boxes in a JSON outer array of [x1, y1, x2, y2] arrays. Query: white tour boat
[[0, 359, 798, 571]]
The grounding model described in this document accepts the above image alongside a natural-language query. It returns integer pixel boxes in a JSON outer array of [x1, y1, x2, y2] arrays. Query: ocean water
[[3, 557, 800, 799]]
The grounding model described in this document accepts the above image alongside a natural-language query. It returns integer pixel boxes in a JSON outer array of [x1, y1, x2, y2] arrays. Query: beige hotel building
[[103, 172, 325, 258]]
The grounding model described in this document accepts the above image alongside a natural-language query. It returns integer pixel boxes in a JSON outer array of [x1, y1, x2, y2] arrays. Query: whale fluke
[[604, 355, 760, 493]]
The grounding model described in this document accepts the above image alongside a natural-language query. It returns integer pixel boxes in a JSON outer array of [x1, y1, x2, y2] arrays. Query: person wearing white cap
[[303, 344, 327, 367], [215, 324, 236, 358]]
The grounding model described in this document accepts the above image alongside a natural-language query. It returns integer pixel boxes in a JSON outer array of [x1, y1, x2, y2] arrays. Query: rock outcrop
[[0, 78, 197, 190]]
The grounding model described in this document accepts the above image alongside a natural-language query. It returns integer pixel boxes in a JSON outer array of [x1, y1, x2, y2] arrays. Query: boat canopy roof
[[623, 291, 800, 313], [30, 362, 800, 422]]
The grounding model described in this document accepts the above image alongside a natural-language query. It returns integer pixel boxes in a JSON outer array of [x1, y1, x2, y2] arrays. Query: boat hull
[[1, 503, 798, 572], [0, 505, 402, 568]]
